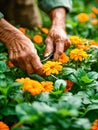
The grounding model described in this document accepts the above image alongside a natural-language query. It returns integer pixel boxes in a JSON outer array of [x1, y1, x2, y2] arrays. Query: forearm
[[49, 7, 66, 29], [0, 18, 24, 47]]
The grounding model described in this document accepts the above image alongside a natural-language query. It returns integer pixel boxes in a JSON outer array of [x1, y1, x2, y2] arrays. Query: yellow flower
[[70, 36, 82, 45], [42, 61, 62, 76], [77, 13, 89, 22], [0, 121, 9, 130], [92, 6, 98, 14], [58, 53, 69, 64], [91, 119, 98, 130], [41, 81, 54, 92], [70, 48, 88, 61], [41, 28, 49, 34], [16, 78, 43, 96], [77, 39, 90, 50], [33, 35, 43, 44]]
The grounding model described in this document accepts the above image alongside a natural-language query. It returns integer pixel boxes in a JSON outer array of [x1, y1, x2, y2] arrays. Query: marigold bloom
[[41, 81, 54, 92], [90, 13, 96, 18], [70, 36, 82, 45], [90, 40, 98, 46], [64, 80, 74, 92], [18, 27, 26, 34], [33, 35, 43, 44], [92, 7, 98, 14], [41, 28, 49, 34], [91, 119, 98, 130], [42, 61, 62, 76], [0, 121, 9, 130], [77, 13, 89, 22], [91, 19, 98, 25], [70, 48, 88, 61], [58, 53, 69, 64], [77, 39, 90, 50], [16, 77, 43, 96]]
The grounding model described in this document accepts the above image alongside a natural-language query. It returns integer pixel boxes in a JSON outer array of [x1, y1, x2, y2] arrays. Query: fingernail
[[44, 53, 50, 57]]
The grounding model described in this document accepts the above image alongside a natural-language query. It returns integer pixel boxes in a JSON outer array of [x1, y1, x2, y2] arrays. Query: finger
[[12, 52, 26, 71], [30, 54, 42, 72], [25, 62, 34, 74], [53, 39, 65, 60], [44, 37, 54, 58], [64, 38, 71, 50]]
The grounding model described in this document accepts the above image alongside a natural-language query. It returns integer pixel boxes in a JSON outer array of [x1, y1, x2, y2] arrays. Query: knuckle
[[57, 50, 63, 55]]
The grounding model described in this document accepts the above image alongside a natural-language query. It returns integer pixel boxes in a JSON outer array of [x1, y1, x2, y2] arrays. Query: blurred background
[[0, 0, 98, 39]]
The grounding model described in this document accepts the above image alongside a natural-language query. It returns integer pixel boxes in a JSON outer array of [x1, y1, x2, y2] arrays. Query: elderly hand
[[0, 19, 42, 74], [44, 7, 71, 60]]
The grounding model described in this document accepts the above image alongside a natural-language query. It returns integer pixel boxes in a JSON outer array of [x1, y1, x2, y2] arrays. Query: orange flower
[[0, 121, 9, 130], [77, 39, 90, 50], [7, 61, 14, 68], [42, 61, 62, 76], [58, 53, 69, 64], [70, 48, 88, 61], [92, 7, 98, 14], [16, 78, 43, 96], [91, 19, 98, 25], [77, 13, 89, 22], [18, 27, 26, 34], [64, 80, 74, 92], [90, 40, 98, 46], [33, 35, 43, 44], [90, 13, 96, 19], [41, 81, 54, 92], [91, 119, 98, 130], [41, 28, 49, 34]]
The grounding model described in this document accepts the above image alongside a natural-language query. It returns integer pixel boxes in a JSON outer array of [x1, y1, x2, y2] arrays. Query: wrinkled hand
[[7, 35, 42, 74], [0, 19, 42, 74], [44, 26, 71, 60]]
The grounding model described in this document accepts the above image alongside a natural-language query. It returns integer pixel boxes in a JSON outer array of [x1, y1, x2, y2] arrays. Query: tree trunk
[[0, 0, 42, 29]]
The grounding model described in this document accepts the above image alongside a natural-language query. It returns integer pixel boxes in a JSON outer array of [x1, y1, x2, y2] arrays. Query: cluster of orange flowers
[[16, 77, 53, 96], [0, 121, 9, 130], [91, 119, 98, 130], [77, 6, 98, 25], [91, 6, 98, 25], [42, 61, 62, 76]]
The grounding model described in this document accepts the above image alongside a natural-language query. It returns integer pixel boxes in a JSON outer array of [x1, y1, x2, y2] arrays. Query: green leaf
[[61, 67, 76, 76], [29, 74, 45, 82], [81, 75, 92, 83], [54, 79, 67, 90], [35, 92, 50, 102], [0, 61, 7, 72], [73, 118, 91, 129], [87, 71, 98, 80], [84, 104, 98, 115]]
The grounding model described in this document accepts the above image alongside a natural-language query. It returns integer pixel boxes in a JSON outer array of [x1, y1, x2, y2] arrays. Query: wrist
[[0, 19, 25, 47], [49, 7, 66, 29]]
